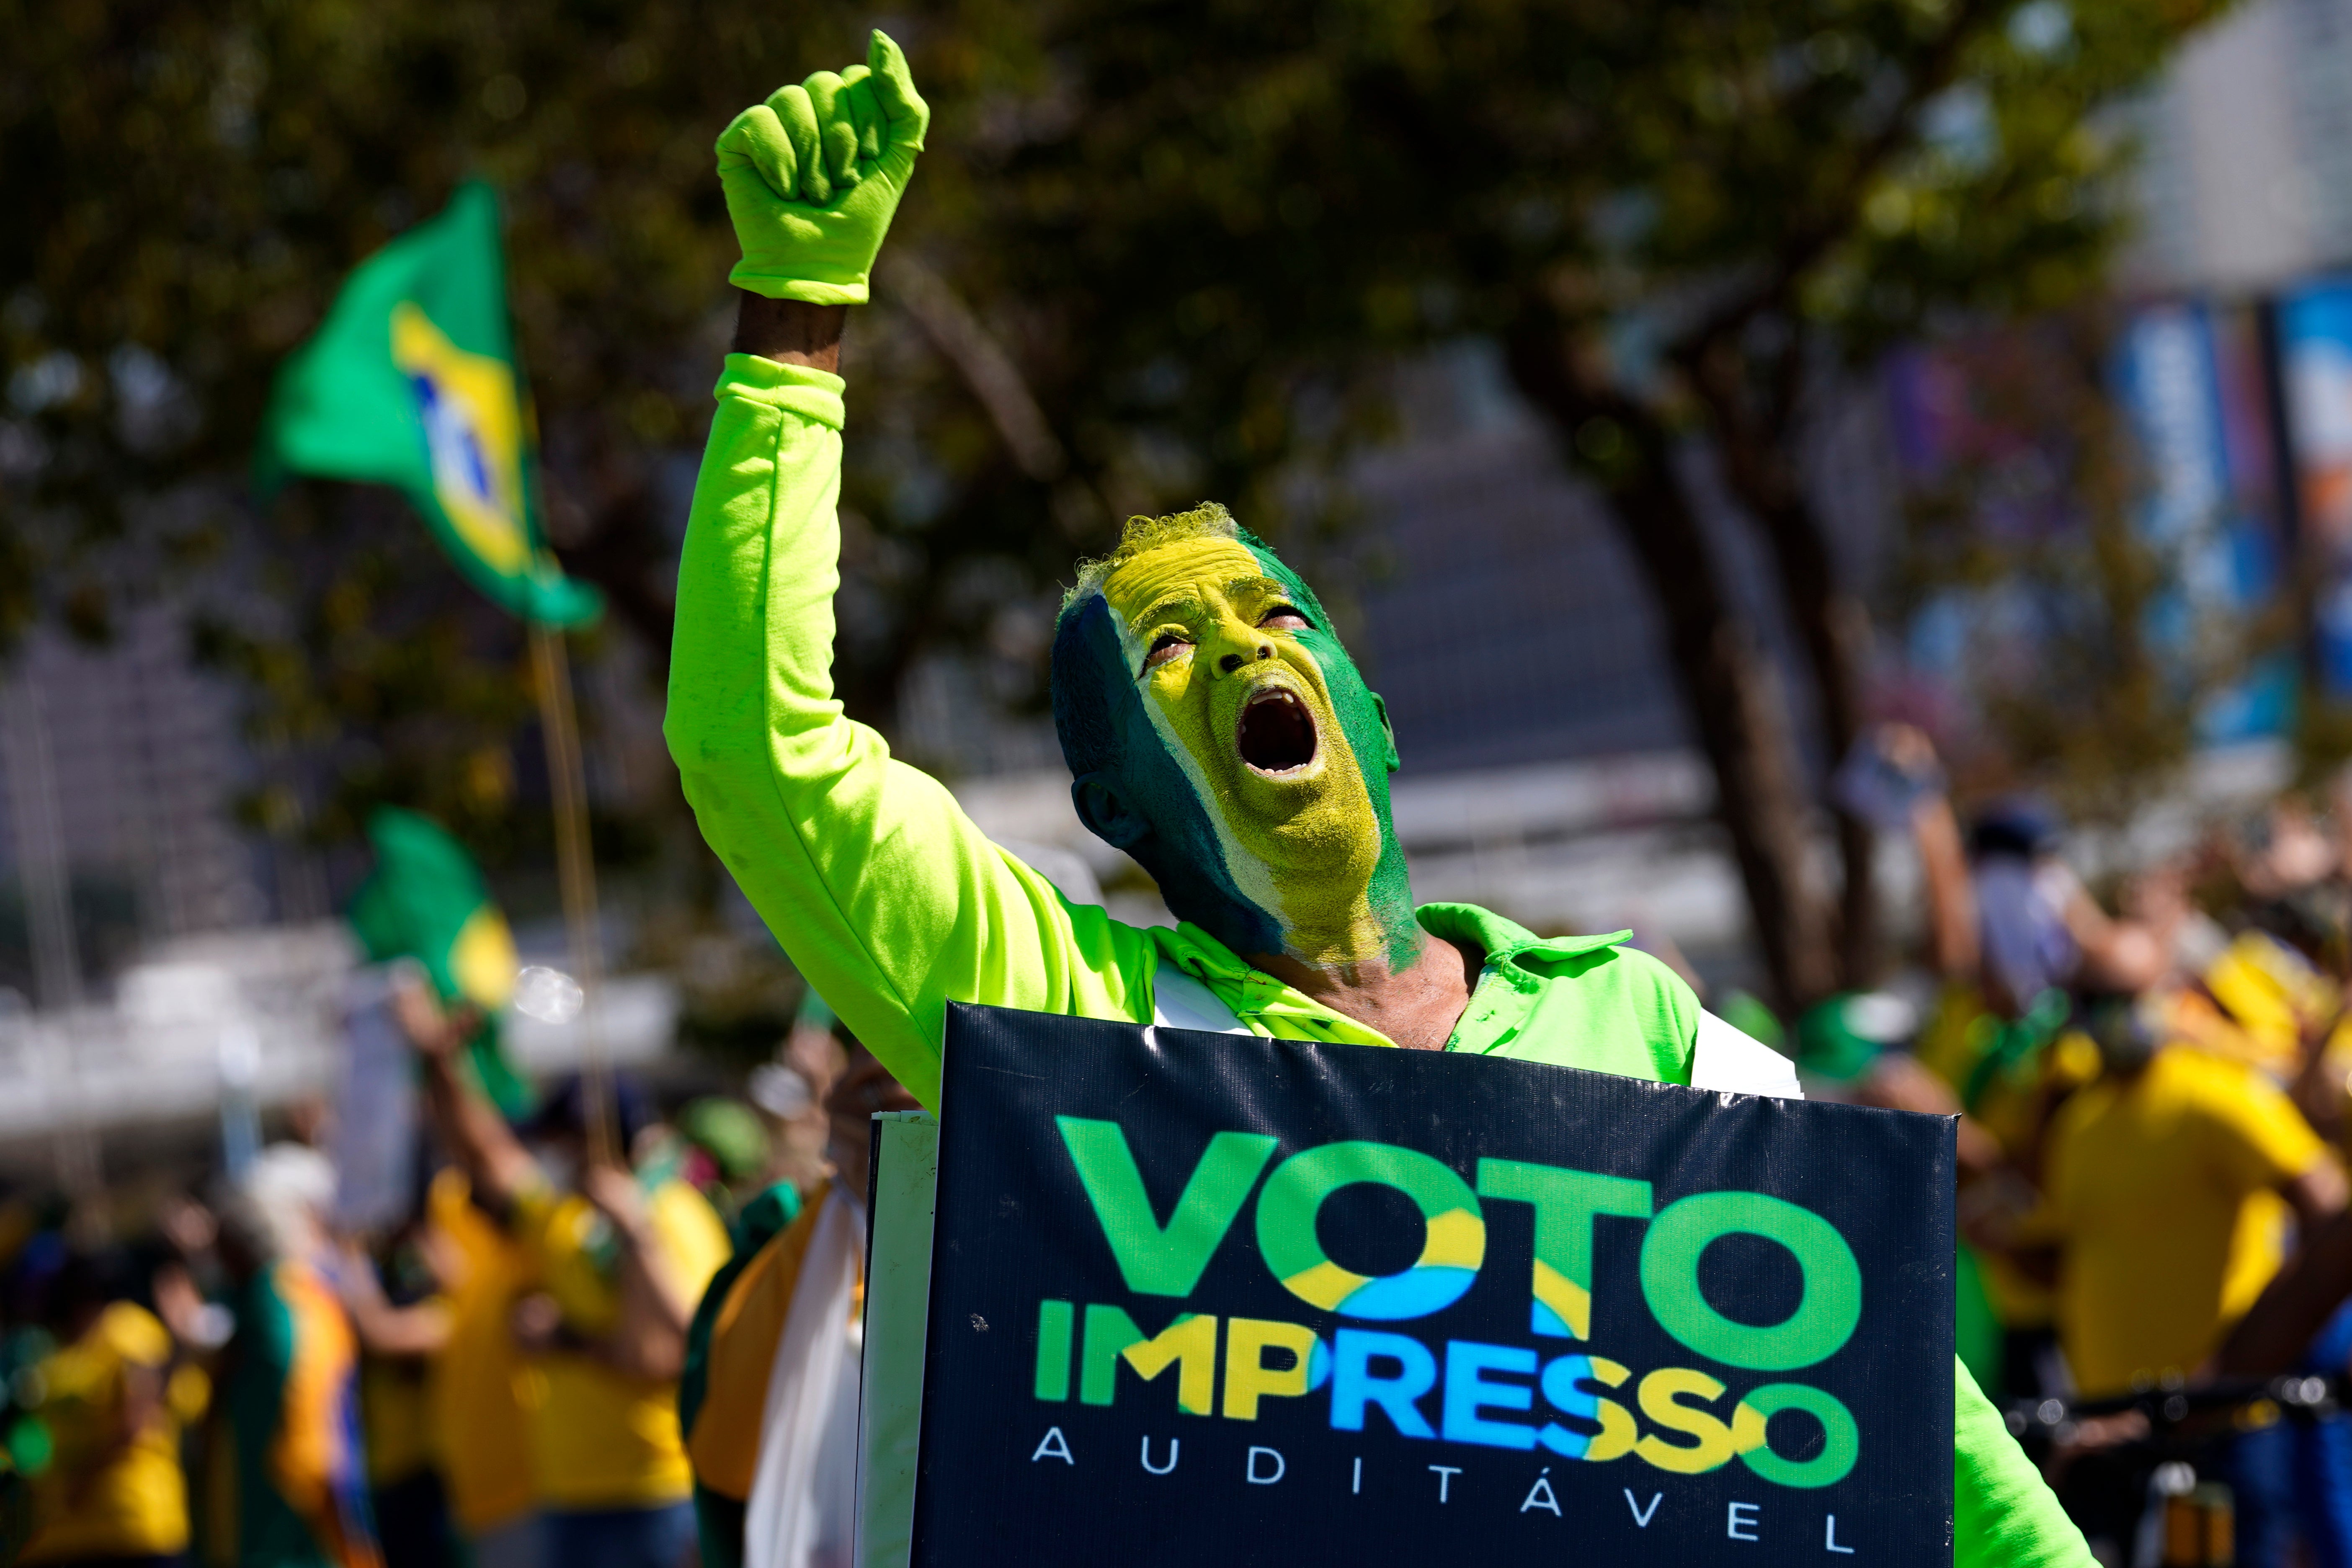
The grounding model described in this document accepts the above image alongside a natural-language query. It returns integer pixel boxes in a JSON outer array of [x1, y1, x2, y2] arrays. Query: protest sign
[[889, 1003, 1955, 1565], [330, 966, 419, 1233]]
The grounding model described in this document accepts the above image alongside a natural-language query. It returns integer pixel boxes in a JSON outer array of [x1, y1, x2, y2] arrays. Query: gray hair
[[1060, 502, 1242, 616], [219, 1142, 336, 1261]]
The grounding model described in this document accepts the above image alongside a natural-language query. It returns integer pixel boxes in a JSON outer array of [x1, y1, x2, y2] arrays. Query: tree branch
[[1504, 298, 1839, 1008], [1677, 329, 1883, 985], [880, 253, 1068, 483], [1671, 0, 2009, 359]]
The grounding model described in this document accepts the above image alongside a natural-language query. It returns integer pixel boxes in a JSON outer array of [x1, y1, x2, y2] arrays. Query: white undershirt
[[1148, 961, 1804, 1101]]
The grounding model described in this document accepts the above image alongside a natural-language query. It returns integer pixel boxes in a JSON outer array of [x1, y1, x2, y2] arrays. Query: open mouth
[[1237, 687, 1319, 774]]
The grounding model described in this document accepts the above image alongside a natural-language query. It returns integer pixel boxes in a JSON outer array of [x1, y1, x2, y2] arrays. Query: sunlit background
[[10, 2, 2352, 1557]]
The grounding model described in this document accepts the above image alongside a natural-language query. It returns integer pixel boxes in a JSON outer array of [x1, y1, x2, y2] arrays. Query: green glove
[[717, 29, 929, 306]]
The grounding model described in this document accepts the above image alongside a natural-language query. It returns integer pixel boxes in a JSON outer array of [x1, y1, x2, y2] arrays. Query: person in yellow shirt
[[337, 1231, 458, 1568], [20, 1251, 197, 1566], [416, 1171, 538, 1568], [399, 978, 728, 1568], [2008, 995, 2347, 1565], [1888, 726, 2177, 1404], [2035, 1015, 2342, 1394]]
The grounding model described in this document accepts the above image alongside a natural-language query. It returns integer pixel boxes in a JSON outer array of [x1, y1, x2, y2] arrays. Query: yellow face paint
[[1101, 537, 1389, 967]]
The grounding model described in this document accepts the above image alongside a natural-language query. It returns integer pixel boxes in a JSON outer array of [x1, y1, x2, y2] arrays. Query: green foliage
[[2, 0, 2230, 960], [1893, 313, 2210, 826], [958, 0, 2217, 395], [0, 0, 784, 841]]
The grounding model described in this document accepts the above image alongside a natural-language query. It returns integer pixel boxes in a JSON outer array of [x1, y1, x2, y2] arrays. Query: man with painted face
[[666, 33, 2094, 1566]]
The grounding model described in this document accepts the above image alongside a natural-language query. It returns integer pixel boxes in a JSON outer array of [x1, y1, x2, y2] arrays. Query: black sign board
[[911, 1003, 1956, 1565]]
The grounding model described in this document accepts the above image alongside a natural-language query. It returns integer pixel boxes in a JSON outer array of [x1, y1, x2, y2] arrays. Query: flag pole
[[528, 617, 617, 1167]]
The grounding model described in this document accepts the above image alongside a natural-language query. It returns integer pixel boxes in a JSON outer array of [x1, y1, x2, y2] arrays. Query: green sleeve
[[664, 353, 1153, 1109], [1954, 1356, 2094, 1567]]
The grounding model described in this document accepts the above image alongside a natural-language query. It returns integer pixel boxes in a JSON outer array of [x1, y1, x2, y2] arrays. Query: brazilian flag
[[348, 807, 536, 1119], [256, 180, 601, 627]]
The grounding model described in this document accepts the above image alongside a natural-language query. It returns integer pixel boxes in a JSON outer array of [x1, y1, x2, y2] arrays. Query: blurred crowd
[[0, 975, 895, 1568], [0, 808, 920, 1568], [16, 733, 2352, 1566], [1753, 725, 2352, 1567]]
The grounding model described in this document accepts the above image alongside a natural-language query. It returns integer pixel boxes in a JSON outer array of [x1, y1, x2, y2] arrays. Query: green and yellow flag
[[257, 181, 601, 627], [347, 806, 535, 1119]]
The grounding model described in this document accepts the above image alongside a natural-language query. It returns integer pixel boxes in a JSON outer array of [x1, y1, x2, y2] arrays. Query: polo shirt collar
[[1153, 903, 1634, 1013], [1414, 903, 1632, 987]]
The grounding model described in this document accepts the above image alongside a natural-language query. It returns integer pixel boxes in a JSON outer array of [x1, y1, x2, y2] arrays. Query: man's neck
[[1247, 928, 1485, 1052]]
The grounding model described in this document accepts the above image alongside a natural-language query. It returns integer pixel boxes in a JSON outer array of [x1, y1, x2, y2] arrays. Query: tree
[[0, 2, 969, 878], [926, 0, 2231, 1006], [3, 0, 2233, 1010], [1890, 309, 2208, 825]]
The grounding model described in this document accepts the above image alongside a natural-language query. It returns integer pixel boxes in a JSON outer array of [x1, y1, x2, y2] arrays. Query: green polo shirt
[[1149, 903, 1696, 1082], [665, 351, 2093, 1568]]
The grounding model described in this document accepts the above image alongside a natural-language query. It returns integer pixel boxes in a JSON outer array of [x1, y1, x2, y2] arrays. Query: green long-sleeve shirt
[[664, 351, 2093, 1566]]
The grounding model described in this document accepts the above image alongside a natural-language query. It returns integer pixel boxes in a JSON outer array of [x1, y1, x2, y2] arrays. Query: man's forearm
[[1913, 795, 1978, 979], [347, 1294, 453, 1359], [598, 1222, 692, 1380], [420, 1052, 534, 1207], [733, 294, 845, 370], [2216, 1206, 2352, 1375], [2288, 1162, 2350, 1235]]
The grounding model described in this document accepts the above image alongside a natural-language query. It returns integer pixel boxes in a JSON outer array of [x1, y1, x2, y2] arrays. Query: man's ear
[[1071, 772, 1152, 850], [1369, 692, 1402, 773]]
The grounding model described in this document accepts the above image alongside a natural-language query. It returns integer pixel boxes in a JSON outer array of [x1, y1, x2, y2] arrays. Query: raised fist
[[717, 29, 929, 306]]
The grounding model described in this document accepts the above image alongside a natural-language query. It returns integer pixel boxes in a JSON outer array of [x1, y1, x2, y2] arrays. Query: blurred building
[[2127, 0, 2352, 295], [1334, 341, 1898, 776], [0, 919, 682, 1179], [1341, 347, 1691, 770], [0, 606, 268, 1002], [2108, 0, 2352, 716]]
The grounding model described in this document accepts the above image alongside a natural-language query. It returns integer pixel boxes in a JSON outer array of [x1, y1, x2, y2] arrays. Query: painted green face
[[1057, 531, 1417, 969]]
